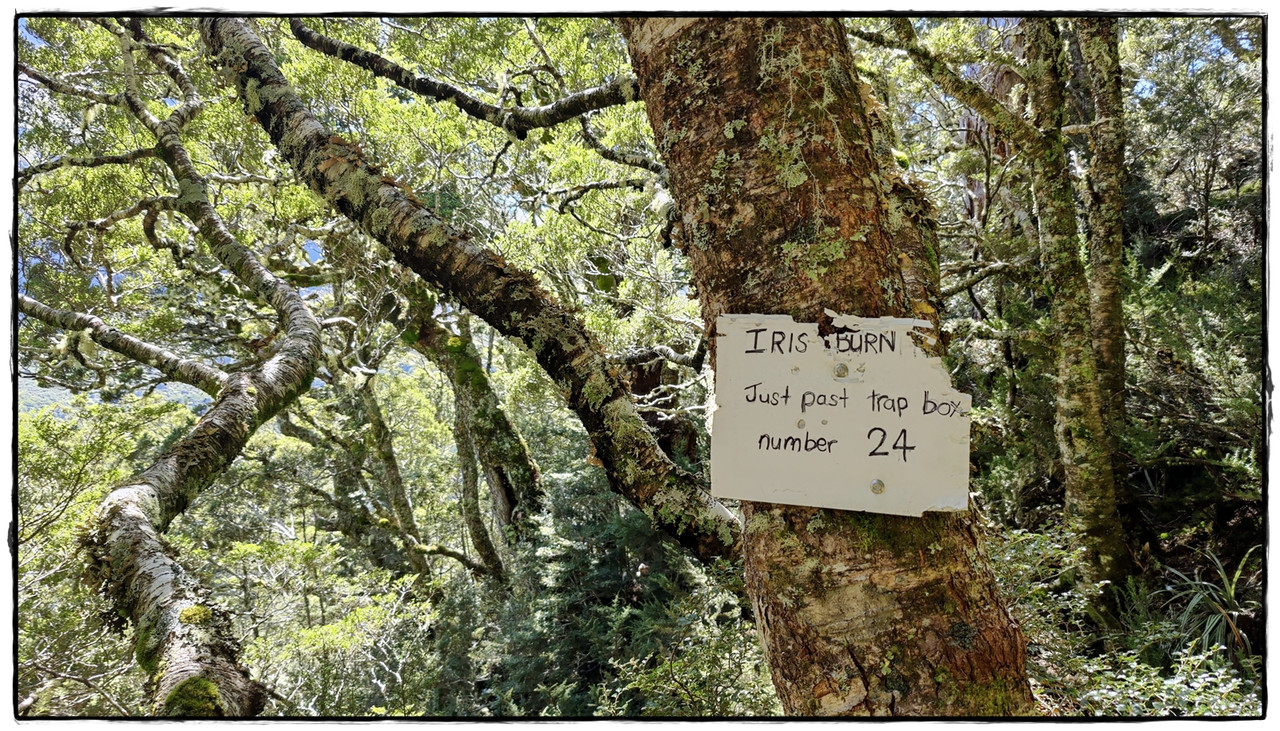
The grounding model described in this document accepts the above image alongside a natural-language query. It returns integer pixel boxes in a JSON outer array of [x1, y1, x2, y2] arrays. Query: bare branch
[[67, 196, 174, 237], [18, 294, 229, 396], [18, 62, 124, 105], [547, 178, 649, 213], [289, 18, 642, 140], [17, 147, 158, 189], [578, 114, 668, 178], [26, 663, 132, 716], [940, 254, 1036, 297]]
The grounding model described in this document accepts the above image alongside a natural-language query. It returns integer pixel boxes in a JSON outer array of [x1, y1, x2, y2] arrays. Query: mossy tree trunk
[[1075, 17, 1128, 474], [620, 17, 1034, 716], [1022, 18, 1134, 596], [452, 403, 508, 582]]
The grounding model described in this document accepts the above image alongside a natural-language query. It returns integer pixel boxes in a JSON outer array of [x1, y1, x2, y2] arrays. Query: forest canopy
[[13, 15, 1264, 717]]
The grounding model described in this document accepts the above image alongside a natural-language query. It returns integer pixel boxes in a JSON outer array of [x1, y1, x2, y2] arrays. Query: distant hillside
[[17, 378, 212, 414], [17, 381, 71, 413]]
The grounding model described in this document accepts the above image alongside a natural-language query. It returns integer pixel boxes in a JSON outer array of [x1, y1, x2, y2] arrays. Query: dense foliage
[[15, 16, 1263, 717]]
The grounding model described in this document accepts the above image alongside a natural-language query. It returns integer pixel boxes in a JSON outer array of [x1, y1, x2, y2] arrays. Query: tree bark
[[1075, 16, 1129, 499], [200, 17, 740, 565], [621, 17, 1033, 716]]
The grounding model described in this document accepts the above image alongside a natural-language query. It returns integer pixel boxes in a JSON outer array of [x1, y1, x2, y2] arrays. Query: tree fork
[[199, 17, 740, 565]]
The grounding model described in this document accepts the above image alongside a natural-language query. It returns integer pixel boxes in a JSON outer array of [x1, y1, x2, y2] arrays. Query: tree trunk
[[1075, 17, 1127, 465], [620, 17, 1033, 716], [409, 309, 541, 537], [357, 384, 435, 577], [84, 369, 319, 716], [453, 407, 508, 581], [1023, 18, 1133, 595]]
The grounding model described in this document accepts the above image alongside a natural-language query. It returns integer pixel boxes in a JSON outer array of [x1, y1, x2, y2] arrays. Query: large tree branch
[[611, 340, 706, 371], [850, 21, 1044, 153], [201, 18, 739, 565], [18, 294, 228, 396], [288, 18, 642, 141]]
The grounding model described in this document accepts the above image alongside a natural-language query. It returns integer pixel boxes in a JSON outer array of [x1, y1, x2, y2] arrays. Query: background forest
[[14, 15, 1264, 717]]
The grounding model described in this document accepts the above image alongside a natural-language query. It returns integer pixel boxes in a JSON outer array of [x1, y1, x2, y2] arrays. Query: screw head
[[834, 362, 849, 378], [870, 479, 886, 494]]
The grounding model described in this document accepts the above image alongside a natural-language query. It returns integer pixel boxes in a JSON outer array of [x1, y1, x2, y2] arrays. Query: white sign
[[710, 312, 971, 516]]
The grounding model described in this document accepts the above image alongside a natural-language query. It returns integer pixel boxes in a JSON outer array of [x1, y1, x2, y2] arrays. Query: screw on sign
[[711, 312, 972, 516]]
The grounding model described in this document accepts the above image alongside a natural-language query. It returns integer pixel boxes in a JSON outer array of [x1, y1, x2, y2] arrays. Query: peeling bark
[[200, 18, 739, 565], [620, 17, 1033, 716]]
